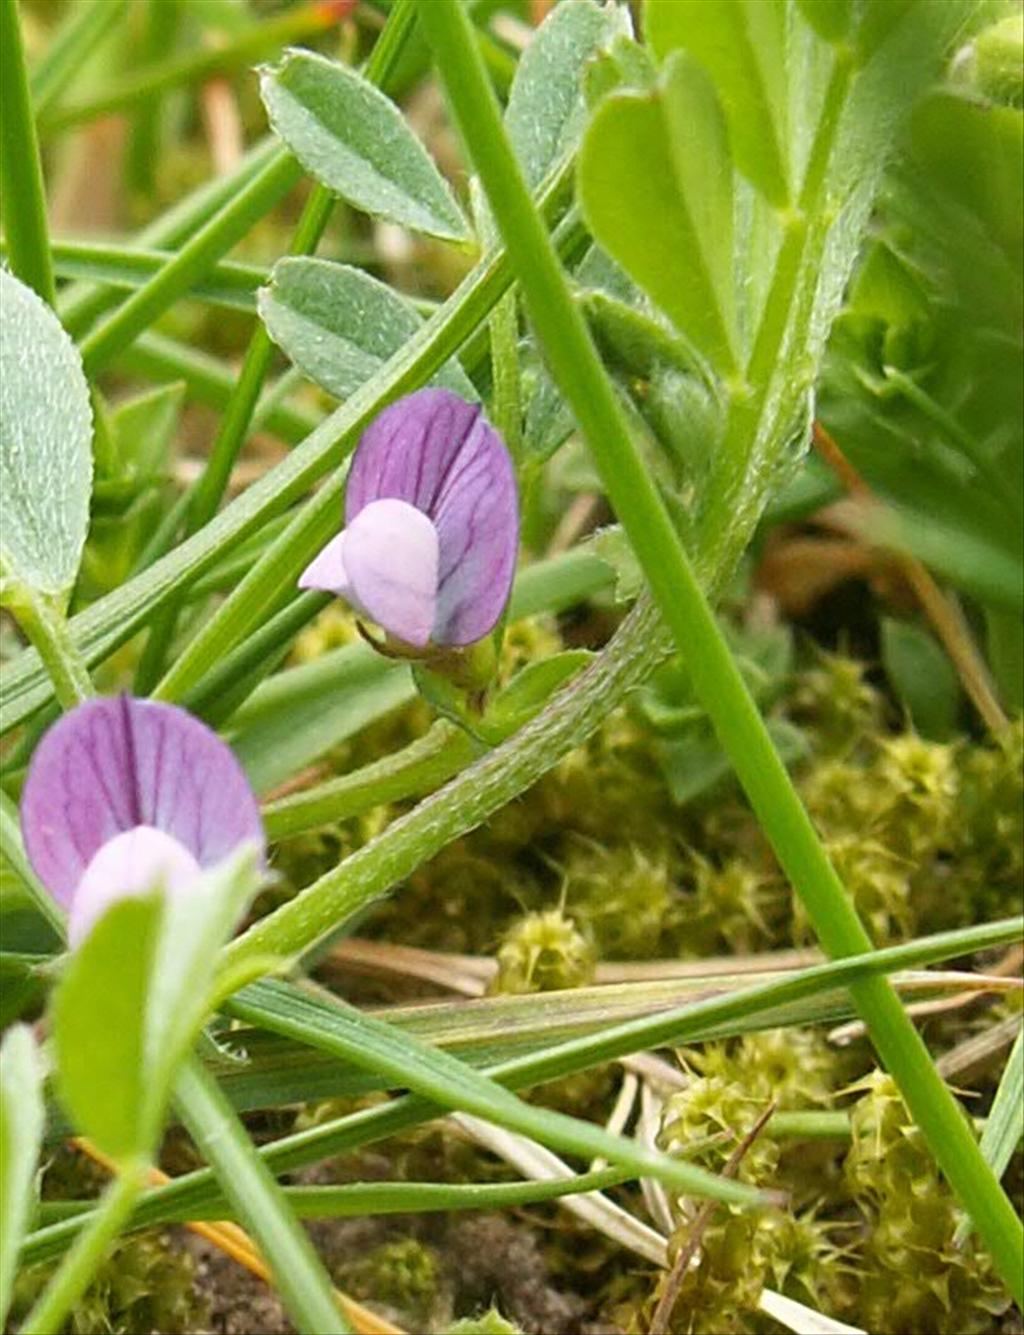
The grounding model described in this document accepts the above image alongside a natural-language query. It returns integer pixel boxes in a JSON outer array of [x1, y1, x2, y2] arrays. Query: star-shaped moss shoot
[[299, 389, 518, 650], [20, 696, 264, 946]]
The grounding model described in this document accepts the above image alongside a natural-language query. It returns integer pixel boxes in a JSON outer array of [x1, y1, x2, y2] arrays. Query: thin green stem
[[489, 292, 522, 457], [80, 151, 301, 377], [24, 916, 1020, 1264], [6, 584, 94, 710], [415, 0, 1023, 1301], [59, 135, 281, 337], [38, 3, 338, 133], [0, 0, 55, 305], [264, 721, 474, 838], [174, 1059, 350, 1335], [29, 0, 127, 117], [19, 1158, 147, 1335], [0, 789, 64, 937], [37, 1165, 634, 1227]]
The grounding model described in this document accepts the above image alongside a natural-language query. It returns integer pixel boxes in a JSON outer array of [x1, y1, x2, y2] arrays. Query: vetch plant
[[1, 0, 1021, 1331], [299, 388, 518, 653]]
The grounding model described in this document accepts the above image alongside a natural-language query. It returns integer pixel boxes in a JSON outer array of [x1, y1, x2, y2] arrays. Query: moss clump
[[565, 839, 683, 959], [337, 1237, 441, 1328], [491, 907, 596, 994], [444, 1309, 523, 1334], [13, 1232, 207, 1335], [842, 1073, 1011, 1334]]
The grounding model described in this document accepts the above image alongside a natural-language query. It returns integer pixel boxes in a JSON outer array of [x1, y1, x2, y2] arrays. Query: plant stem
[[29, 0, 127, 117], [0, 789, 65, 937], [6, 585, 94, 710], [19, 1157, 147, 1335], [23, 916, 1022, 1264], [0, 0, 55, 305], [80, 151, 301, 377], [263, 721, 474, 839], [175, 1059, 351, 1335], [416, 0, 1024, 1300], [38, 3, 340, 133]]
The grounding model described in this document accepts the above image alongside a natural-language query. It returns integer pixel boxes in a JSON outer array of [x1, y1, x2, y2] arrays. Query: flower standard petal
[[68, 825, 201, 948], [341, 498, 440, 647], [20, 696, 264, 908], [430, 410, 518, 646], [345, 388, 484, 521]]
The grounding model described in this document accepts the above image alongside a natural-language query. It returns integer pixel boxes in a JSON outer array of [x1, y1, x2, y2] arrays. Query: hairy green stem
[[5, 585, 94, 710], [0, 0, 55, 305], [263, 720, 473, 839], [223, 596, 665, 966], [415, 0, 1024, 1299]]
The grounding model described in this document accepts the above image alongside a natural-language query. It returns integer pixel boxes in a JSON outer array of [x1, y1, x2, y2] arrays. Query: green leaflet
[[51, 848, 262, 1161], [260, 48, 469, 243], [645, 0, 791, 206], [578, 51, 738, 375], [505, 0, 631, 189], [259, 257, 476, 401], [0, 270, 93, 598]]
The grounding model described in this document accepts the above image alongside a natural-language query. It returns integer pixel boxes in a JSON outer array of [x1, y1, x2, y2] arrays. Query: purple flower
[[299, 389, 518, 648], [20, 696, 264, 946]]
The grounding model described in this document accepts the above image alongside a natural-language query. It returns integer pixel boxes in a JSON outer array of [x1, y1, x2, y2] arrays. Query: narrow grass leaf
[[226, 979, 764, 1208]]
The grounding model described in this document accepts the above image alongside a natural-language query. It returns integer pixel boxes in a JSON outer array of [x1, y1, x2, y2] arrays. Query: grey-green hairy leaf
[[259, 257, 475, 401], [261, 49, 469, 242], [0, 1025, 44, 1325], [506, 0, 631, 189], [0, 269, 93, 596]]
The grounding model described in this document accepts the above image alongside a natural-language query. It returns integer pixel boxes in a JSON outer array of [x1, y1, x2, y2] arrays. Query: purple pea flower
[[20, 696, 264, 947], [299, 389, 518, 649]]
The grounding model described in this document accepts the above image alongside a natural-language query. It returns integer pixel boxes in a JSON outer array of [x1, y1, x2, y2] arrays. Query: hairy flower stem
[[5, 585, 94, 710], [223, 595, 667, 968]]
